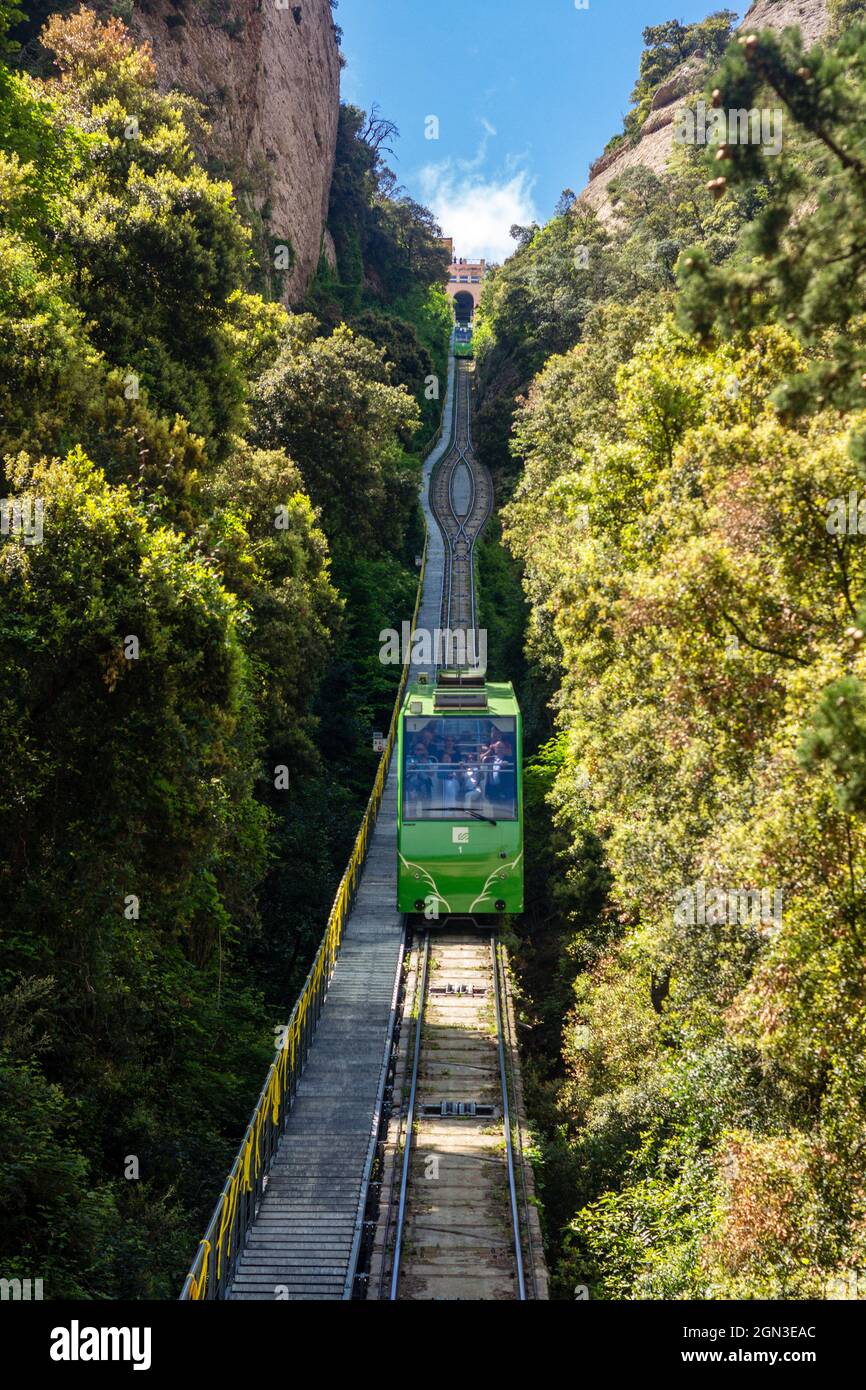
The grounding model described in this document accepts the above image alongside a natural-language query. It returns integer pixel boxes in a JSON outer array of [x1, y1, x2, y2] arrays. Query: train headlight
[[495, 899, 507, 912]]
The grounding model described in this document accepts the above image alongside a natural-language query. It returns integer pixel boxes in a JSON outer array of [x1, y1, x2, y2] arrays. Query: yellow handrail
[[180, 533, 428, 1300]]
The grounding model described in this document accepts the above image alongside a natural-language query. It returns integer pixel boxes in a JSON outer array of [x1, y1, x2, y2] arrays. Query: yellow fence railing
[[179, 536, 428, 1300]]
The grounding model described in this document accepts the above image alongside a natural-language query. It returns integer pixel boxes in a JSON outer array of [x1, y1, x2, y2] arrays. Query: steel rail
[[433, 393, 460, 639], [497, 935, 538, 1299], [388, 931, 430, 1300], [447, 372, 467, 636], [384, 929, 530, 1301], [430, 360, 491, 664], [432, 356, 464, 643], [384, 346, 532, 1301], [459, 367, 489, 655], [464, 369, 492, 650], [491, 937, 527, 1301]]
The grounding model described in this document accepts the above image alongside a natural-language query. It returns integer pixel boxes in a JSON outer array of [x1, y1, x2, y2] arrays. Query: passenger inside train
[[402, 716, 517, 819]]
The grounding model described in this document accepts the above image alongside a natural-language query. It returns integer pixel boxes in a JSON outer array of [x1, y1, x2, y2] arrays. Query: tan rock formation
[[133, 0, 341, 302], [579, 0, 830, 224]]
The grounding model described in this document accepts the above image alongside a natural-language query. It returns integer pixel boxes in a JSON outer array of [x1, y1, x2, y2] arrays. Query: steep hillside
[[486, 9, 866, 1301], [0, 2, 445, 1298], [580, 0, 829, 222], [133, 0, 341, 301]]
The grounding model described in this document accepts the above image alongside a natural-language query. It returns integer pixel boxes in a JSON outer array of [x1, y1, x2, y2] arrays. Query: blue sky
[[340, 0, 742, 262]]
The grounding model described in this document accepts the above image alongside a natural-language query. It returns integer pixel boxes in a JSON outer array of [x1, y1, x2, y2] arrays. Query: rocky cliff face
[[579, 0, 830, 223], [133, 0, 341, 302]]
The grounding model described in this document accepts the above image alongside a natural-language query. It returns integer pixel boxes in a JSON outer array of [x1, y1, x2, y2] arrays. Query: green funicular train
[[397, 670, 524, 919], [454, 324, 474, 359]]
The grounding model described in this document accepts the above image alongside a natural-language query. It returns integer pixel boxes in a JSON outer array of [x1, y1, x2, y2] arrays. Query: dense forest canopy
[[476, 11, 866, 1298], [5, 0, 866, 1308], [0, 2, 449, 1296]]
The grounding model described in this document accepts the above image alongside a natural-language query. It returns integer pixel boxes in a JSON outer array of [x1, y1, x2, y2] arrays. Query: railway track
[[362, 347, 547, 1301], [185, 341, 545, 1302], [368, 926, 544, 1300], [429, 360, 492, 666]]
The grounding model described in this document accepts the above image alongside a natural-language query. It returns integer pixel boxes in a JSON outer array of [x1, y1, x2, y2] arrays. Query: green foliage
[[677, 22, 866, 420], [305, 103, 451, 432], [624, 12, 737, 140], [0, 66, 86, 241], [475, 522, 530, 691], [798, 672, 866, 813], [201, 442, 340, 762], [0, 2, 24, 44], [320, 102, 449, 308], [0, 1046, 122, 1299], [0, 8, 256, 456], [829, 0, 866, 35], [0, 6, 442, 1298], [0, 447, 279, 1294], [349, 308, 435, 429], [492, 16, 866, 1300], [475, 204, 612, 487], [505, 305, 866, 1293], [250, 315, 420, 543], [474, 142, 760, 491]]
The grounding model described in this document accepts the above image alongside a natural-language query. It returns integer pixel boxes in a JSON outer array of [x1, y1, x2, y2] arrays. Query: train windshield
[[402, 716, 517, 821]]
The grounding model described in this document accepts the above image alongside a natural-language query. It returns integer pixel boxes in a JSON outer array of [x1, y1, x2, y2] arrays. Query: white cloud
[[418, 162, 537, 263], [457, 121, 496, 174]]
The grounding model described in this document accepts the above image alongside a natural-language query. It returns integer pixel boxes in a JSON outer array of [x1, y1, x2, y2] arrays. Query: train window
[[402, 717, 517, 821]]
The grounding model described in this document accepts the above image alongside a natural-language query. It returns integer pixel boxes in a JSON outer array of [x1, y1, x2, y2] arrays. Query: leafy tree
[[474, 140, 757, 489], [350, 309, 433, 412], [503, 303, 866, 1295], [27, 8, 256, 451], [313, 101, 448, 315], [0, 5, 429, 1298], [202, 442, 340, 761], [250, 315, 420, 544], [799, 673, 866, 813], [624, 12, 737, 139], [678, 22, 866, 422]]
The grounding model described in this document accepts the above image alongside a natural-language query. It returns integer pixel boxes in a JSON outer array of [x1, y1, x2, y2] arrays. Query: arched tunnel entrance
[[453, 291, 475, 325]]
